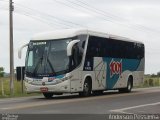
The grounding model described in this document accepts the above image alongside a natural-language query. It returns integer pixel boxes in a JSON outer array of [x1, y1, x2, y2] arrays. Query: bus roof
[[31, 28, 143, 44]]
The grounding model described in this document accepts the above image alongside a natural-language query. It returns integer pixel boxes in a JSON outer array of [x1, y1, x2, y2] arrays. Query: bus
[[18, 29, 145, 98]]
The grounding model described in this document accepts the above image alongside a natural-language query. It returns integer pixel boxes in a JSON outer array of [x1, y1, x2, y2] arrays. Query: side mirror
[[18, 43, 28, 59], [67, 40, 80, 56]]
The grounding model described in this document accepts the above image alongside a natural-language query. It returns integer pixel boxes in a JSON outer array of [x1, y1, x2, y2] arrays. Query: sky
[[0, 0, 160, 74]]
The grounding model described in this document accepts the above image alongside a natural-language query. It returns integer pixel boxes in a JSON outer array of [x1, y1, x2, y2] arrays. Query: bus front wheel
[[43, 92, 54, 99], [79, 78, 92, 97]]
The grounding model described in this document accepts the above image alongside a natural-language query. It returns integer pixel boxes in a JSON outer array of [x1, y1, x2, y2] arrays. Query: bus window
[[70, 44, 81, 70]]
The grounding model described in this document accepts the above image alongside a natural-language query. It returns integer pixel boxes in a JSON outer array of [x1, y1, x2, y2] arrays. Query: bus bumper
[[25, 80, 70, 93]]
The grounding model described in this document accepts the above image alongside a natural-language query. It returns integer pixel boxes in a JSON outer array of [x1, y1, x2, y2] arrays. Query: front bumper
[[25, 79, 70, 93]]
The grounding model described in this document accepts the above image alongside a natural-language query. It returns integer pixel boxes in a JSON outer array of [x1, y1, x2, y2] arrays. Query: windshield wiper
[[32, 57, 43, 76], [47, 58, 56, 76]]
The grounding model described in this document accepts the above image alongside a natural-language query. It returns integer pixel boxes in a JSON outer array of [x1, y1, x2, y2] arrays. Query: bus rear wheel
[[119, 77, 133, 93], [126, 77, 133, 92], [79, 78, 92, 97], [43, 92, 54, 99]]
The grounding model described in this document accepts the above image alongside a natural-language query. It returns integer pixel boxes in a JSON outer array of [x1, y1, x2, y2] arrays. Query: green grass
[[135, 76, 160, 88], [0, 77, 40, 98], [0, 76, 160, 98], [144, 76, 160, 86]]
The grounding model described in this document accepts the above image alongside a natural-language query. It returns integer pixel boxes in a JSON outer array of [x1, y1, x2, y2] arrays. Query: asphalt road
[[0, 87, 160, 120]]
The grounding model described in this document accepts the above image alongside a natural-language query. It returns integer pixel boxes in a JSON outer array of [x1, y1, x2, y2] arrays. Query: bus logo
[[109, 59, 122, 78]]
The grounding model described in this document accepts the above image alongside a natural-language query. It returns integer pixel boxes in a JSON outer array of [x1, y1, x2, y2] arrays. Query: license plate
[[40, 87, 48, 92]]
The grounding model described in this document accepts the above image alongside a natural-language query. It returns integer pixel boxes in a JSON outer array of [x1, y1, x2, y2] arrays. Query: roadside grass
[[0, 76, 160, 98], [137, 76, 160, 88], [0, 77, 40, 98]]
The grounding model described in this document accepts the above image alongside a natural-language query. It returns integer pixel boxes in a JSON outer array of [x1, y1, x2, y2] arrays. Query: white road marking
[[110, 101, 160, 113]]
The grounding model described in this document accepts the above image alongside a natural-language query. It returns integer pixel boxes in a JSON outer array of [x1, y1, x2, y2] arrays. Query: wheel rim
[[84, 82, 89, 92], [128, 81, 131, 90]]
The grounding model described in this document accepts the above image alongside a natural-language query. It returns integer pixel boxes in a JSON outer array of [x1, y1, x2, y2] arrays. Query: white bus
[[18, 29, 145, 98]]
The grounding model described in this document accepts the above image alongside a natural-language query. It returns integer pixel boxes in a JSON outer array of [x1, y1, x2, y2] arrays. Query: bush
[[149, 79, 153, 86]]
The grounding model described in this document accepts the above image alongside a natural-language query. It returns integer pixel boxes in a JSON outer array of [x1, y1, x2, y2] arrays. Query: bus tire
[[119, 76, 133, 93], [126, 77, 133, 92], [79, 78, 92, 97], [43, 92, 54, 99]]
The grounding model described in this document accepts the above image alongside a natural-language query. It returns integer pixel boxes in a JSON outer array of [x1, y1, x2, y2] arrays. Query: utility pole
[[9, 0, 14, 96]]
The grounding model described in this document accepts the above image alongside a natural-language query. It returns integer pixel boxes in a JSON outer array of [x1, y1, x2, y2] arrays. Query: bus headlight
[[61, 75, 73, 81], [25, 78, 33, 84]]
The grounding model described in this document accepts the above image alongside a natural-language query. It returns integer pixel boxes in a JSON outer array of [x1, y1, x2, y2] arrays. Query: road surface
[[0, 87, 160, 119]]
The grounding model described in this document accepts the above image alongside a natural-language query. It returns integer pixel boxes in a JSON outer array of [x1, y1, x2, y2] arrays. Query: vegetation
[[0, 77, 40, 98], [0, 67, 4, 77], [0, 74, 159, 98], [137, 75, 160, 88], [157, 71, 160, 77]]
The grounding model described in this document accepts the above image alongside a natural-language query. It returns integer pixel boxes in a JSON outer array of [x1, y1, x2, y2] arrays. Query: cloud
[[0, 0, 160, 74]]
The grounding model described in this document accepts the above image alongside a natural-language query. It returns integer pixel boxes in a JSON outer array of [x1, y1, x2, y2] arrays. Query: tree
[[0, 67, 5, 96], [151, 74, 156, 77], [157, 71, 160, 77], [0, 67, 4, 77]]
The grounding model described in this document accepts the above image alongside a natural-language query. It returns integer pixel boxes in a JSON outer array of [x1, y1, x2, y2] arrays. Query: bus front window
[[26, 42, 47, 76], [47, 40, 70, 74], [25, 39, 71, 77]]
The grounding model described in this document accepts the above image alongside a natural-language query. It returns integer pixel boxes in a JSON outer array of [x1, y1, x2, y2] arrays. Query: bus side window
[[71, 44, 79, 68], [82, 41, 85, 49], [86, 36, 104, 57], [86, 39, 93, 57]]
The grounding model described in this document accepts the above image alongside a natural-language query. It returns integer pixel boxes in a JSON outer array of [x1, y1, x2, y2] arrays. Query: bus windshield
[[25, 39, 71, 77]]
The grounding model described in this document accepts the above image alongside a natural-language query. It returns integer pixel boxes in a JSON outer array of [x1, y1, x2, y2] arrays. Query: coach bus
[[18, 29, 145, 98]]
